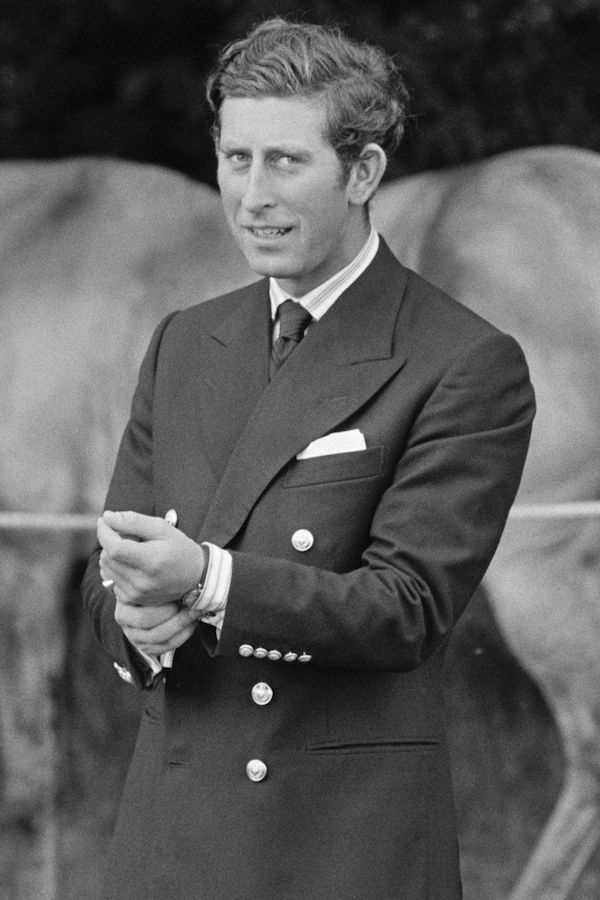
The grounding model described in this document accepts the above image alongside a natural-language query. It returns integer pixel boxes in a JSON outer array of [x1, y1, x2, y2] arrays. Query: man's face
[[217, 95, 369, 296]]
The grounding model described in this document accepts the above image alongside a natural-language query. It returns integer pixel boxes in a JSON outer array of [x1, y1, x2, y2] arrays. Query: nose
[[241, 163, 275, 214]]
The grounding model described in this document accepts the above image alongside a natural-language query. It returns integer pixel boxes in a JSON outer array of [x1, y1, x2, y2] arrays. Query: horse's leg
[[509, 734, 600, 899], [0, 535, 72, 900], [486, 518, 600, 900]]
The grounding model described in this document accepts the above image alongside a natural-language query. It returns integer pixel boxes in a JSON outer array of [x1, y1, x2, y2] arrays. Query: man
[[83, 17, 535, 899]]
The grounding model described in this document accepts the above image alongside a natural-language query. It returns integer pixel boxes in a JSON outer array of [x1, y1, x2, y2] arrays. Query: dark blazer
[[83, 239, 535, 899]]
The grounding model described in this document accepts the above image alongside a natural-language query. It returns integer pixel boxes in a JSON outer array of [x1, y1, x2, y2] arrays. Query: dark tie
[[269, 299, 313, 378]]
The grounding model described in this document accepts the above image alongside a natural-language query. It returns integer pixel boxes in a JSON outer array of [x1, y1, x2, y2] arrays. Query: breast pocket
[[283, 446, 385, 488]]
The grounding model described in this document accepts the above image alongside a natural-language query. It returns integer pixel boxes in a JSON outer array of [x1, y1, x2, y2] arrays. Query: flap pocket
[[306, 737, 439, 755], [283, 445, 385, 487]]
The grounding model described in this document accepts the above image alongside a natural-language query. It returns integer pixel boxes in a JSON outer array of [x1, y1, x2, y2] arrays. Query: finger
[[122, 610, 198, 656], [99, 553, 110, 580], [113, 583, 148, 608], [99, 552, 116, 586], [97, 516, 123, 554], [115, 600, 180, 630], [103, 510, 169, 542], [133, 622, 198, 657], [99, 513, 170, 580], [99, 544, 154, 599]]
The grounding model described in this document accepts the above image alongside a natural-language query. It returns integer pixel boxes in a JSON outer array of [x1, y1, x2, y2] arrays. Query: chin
[[244, 252, 300, 282]]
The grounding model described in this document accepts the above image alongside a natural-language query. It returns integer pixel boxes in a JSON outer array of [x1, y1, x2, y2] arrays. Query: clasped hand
[[98, 510, 203, 657]]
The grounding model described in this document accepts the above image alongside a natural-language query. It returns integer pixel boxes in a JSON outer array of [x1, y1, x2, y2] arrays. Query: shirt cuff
[[193, 542, 232, 638], [126, 640, 165, 687], [160, 542, 231, 669], [140, 543, 232, 675], [137, 648, 164, 674]]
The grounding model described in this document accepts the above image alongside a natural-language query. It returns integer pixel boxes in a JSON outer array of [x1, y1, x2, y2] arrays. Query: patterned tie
[[269, 299, 313, 378]]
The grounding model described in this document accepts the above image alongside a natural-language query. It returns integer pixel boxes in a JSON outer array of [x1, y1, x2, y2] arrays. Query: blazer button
[[113, 661, 134, 684], [298, 653, 312, 663], [238, 644, 254, 657], [267, 650, 282, 661], [251, 682, 273, 705], [283, 651, 298, 662], [246, 759, 268, 782], [291, 529, 314, 552], [253, 647, 268, 659]]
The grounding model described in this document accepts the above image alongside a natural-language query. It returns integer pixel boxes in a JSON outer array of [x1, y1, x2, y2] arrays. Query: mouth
[[243, 226, 292, 239]]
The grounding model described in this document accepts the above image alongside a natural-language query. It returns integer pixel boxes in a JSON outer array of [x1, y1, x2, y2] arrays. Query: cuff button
[[113, 662, 134, 684]]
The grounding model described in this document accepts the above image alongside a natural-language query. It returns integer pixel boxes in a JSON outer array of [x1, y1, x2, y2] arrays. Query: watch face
[[182, 587, 201, 609]]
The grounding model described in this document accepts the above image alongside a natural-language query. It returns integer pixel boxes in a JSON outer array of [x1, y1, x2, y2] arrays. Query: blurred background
[[2, 0, 599, 181], [1, 1, 599, 898]]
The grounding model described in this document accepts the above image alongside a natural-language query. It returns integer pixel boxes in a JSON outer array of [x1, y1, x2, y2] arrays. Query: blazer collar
[[198, 238, 409, 547]]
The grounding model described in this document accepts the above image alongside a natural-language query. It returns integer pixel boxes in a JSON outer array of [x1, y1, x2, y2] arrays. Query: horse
[[374, 146, 600, 898], [1, 147, 598, 898]]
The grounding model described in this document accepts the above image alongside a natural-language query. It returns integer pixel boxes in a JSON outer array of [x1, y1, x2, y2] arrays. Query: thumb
[[103, 510, 166, 542]]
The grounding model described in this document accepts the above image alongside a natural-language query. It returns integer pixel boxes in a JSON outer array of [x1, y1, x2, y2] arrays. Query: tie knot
[[276, 299, 313, 341]]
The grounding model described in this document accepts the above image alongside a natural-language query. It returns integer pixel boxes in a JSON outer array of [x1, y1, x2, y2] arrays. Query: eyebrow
[[219, 140, 313, 157]]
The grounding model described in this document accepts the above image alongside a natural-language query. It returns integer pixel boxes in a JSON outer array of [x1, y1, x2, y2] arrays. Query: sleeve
[[212, 330, 536, 673], [81, 312, 177, 691]]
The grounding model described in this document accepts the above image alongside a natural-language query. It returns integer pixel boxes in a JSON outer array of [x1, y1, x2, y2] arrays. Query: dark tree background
[[1, 0, 599, 185]]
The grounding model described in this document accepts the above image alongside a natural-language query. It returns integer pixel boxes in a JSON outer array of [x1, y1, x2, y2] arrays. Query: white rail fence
[[0, 501, 599, 531], [0, 498, 598, 900]]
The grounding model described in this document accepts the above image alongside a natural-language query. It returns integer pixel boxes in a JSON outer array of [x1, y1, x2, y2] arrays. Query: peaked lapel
[[190, 280, 271, 482], [197, 240, 410, 547]]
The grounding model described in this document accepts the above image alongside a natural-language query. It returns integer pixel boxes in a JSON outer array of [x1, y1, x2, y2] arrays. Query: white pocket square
[[296, 429, 367, 459]]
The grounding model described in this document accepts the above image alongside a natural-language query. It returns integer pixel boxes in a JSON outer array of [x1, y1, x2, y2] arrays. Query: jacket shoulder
[[377, 236, 503, 350], [403, 267, 502, 339]]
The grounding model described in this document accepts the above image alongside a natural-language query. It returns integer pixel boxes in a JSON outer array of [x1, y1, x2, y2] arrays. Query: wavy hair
[[206, 18, 410, 178]]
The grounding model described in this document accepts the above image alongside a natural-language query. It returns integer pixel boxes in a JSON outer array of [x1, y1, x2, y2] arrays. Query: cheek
[[219, 193, 239, 228], [216, 173, 237, 206], [303, 198, 348, 244]]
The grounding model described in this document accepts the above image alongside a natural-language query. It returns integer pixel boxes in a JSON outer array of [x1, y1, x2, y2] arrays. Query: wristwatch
[[181, 545, 212, 616]]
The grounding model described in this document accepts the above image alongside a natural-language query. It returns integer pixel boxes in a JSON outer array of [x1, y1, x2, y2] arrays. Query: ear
[[346, 143, 387, 206]]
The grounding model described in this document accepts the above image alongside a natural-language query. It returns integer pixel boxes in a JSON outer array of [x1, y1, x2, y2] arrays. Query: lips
[[243, 226, 291, 237]]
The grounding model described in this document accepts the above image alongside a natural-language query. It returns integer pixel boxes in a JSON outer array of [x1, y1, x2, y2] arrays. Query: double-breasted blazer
[[83, 238, 535, 899]]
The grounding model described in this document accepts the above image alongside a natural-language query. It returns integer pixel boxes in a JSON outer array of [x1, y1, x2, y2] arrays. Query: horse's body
[[375, 147, 600, 898], [1, 148, 598, 898]]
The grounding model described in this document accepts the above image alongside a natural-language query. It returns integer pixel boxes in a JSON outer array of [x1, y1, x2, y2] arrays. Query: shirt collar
[[269, 226, 380, 322]]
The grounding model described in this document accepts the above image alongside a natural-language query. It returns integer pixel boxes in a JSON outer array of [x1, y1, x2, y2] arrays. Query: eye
[[223, 151, 250, 168], [276, 155, 298, 167]]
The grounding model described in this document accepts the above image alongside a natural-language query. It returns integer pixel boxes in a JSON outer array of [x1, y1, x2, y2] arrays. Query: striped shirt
[[269, 226, 379, 327]]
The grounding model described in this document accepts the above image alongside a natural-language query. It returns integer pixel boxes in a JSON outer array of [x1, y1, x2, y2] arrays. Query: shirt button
[[246, 759, 268, 782], [238, 644, 254, 657], [283, 651, 298, 663], [251, 682, 273, 705], [253, 647, 268, 659], [291, 529, 314, 552], [267, 650, 282, 661], [298, 653, 312, 663]]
